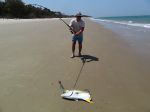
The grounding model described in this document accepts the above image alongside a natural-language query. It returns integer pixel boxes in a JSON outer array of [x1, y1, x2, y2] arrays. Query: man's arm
[[69, 20, 76, 34], [75, 27, 84, 35]]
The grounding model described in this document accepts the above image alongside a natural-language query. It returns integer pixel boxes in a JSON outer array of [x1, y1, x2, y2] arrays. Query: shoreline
[[90, 18, 150, 60]]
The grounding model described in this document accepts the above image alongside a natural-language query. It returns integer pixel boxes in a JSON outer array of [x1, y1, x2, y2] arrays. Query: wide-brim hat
[[75, 12, 83, 17]]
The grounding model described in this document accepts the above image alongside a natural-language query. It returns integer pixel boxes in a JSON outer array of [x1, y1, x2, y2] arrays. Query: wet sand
[[0, 18, 150, 112]]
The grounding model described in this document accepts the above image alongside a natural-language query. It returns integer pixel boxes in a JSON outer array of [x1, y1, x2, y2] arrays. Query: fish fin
[[58, 81, 65, 93], [85, 99, 94, 104]]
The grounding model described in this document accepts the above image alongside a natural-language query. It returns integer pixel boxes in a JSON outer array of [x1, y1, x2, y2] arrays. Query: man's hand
[[69, 27, 76, 34], [69, 29, 76, 34], [75, 27, 84, 36], [75, 31, 80, 36]]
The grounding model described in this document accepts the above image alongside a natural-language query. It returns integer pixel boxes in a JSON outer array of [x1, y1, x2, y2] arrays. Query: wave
[[90, 18, 150, 29]]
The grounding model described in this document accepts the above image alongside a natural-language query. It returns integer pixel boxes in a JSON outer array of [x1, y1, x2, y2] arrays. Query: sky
[[23, 0, 150, 17]]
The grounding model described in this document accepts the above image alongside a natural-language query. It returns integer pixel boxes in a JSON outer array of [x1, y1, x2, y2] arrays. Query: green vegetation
[[0, 0, 66, 18]]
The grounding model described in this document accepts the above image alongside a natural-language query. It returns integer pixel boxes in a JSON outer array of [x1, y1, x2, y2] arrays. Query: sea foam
[[91, 18, 150, 29]]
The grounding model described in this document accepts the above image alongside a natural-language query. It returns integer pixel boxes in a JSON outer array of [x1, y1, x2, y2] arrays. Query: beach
[[0, 18, 150, 112]]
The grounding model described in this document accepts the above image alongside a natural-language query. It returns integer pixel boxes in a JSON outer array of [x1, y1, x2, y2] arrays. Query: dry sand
[[0, 18, 150, 112]]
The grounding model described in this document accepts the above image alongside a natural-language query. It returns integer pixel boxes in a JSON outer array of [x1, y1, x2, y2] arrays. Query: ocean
[[98, 15, 150, 28], [91, 15, 150, 58]]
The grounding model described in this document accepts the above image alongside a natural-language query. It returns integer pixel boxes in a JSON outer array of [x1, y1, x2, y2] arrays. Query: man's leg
[[78, 42, 82, 56], [71, 41, 76, 58], [78, 36, 83, 56]]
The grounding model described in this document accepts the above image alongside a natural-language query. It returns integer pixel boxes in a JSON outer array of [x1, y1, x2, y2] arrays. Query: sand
[[0, 18, 150, 112]]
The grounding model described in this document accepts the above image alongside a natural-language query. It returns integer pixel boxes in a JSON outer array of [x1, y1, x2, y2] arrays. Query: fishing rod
[[59, 18, 76, 34]]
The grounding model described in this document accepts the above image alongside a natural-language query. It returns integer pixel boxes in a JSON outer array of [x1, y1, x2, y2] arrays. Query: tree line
[[0, 0, 66, 18]]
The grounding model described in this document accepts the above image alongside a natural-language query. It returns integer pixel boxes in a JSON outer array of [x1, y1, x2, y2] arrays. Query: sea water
[[91, 15, 150, 58]]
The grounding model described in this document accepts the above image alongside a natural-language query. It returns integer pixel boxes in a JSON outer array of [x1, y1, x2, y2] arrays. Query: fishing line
[[73, 58, 86, 89]]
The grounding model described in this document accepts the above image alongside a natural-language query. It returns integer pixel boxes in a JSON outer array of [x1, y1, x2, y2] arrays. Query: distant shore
[[0, 18, 59, 24], [0, 18, 150, 112]]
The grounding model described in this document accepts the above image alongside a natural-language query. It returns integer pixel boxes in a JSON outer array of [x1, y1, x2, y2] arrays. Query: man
[[69, 12, 85, 58]]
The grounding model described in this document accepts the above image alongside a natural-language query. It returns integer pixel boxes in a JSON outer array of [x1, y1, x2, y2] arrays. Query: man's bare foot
[[70, 54, 75, 58]]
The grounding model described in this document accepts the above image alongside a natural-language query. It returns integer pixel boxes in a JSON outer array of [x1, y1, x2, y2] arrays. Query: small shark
[[58, 81, 93, 103]]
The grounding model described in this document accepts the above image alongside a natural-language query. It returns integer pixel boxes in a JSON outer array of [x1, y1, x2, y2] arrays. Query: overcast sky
[[22, 0, 150, 17]]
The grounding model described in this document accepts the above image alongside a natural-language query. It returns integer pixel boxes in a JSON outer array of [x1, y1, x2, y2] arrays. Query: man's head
[[75, 12, 82, 21]]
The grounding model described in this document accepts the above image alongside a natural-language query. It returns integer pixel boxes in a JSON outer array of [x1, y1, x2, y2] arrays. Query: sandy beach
[[0, 18, 150, 112]]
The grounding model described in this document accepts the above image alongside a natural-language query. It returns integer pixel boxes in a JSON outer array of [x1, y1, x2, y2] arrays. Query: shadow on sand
[[79, 54, 99, 63]]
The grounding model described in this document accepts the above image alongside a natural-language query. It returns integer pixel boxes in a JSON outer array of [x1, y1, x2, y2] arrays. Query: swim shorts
[[72, 35, 83, 43]]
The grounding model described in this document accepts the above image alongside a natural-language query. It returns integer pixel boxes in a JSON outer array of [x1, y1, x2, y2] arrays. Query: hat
[[75, 12, 83, 17]]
